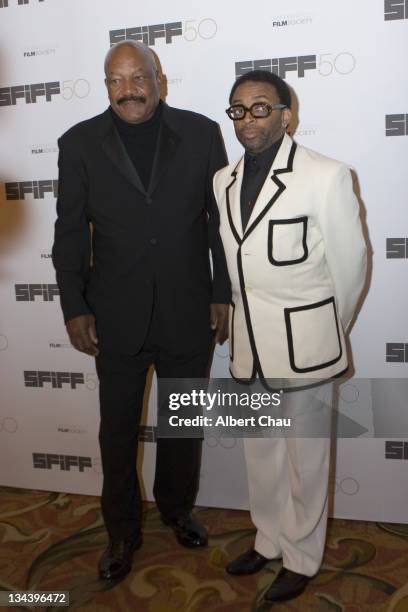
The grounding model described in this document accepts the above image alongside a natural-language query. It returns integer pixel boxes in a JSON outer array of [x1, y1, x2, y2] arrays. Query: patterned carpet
[[0, 486, 407, 611]]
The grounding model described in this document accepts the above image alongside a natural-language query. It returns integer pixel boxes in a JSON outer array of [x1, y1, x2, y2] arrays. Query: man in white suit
[[213, 70, 367, 603]]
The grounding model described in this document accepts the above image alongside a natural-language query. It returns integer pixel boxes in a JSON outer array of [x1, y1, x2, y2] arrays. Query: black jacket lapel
[[148, 107, 180, 195], [101, 111, 147, 195]]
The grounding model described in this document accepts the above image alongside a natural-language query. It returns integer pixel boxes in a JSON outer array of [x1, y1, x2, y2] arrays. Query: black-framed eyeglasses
[[225, 102, 286, 121]]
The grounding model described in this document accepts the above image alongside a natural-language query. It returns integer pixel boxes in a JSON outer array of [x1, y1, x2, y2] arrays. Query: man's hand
[[210, 303, 229, 345], [66, 314, 99, 356]]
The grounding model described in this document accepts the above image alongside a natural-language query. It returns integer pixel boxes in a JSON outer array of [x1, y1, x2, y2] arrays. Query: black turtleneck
[[240, 135, 284, 231], [110, 101, 162, 191]]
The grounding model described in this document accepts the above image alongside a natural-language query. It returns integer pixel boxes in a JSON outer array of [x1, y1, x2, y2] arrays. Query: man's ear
[[282, 107, 292, 129]]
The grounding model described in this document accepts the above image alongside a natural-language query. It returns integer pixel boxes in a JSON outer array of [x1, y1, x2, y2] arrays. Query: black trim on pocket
[[230, 301, 235, 362], [268, 216, 308, 266], [284, 296, 342, 373]]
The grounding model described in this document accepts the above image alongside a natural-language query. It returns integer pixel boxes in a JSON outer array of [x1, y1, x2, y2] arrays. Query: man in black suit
[[52, 41, 230, 580]]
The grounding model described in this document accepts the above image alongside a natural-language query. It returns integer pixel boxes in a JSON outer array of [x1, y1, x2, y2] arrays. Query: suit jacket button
[[145, 196, 152, 204], [150, 238, 157, 245]]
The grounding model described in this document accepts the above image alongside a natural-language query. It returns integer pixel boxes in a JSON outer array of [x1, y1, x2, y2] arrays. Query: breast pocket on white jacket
[[268, 216, 308, 266]]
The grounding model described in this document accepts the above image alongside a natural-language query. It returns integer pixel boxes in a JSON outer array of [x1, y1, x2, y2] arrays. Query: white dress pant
[[243, 382, 333, 577]]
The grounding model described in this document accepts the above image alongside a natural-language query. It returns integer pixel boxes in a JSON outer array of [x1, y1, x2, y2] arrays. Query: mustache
[[117, 95, 146, 105]]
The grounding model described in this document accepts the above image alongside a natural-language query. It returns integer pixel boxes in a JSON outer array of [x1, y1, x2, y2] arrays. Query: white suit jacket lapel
[[244, 133, 297, 239]]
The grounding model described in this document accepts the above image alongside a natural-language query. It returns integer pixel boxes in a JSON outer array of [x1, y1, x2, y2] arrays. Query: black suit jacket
[[52, 103, 230, 354]]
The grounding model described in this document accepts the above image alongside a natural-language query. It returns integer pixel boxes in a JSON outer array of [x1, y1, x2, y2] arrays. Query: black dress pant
[[95, 301, 212, 540]]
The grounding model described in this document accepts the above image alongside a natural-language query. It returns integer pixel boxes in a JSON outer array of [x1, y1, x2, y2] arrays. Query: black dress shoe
[[98, 534, 142, 580], [161, 513, 208, 548], [264, 567, 310, 602], [226, 548, 274, 575]]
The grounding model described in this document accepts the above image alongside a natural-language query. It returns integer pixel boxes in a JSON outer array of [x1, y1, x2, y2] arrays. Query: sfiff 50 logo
[[0, 79, 90, 107], [385, 441, 408, 459], [384, 0, 408, 20], [5, 180, 58, 200], [24, 370, 98, 390], [0, 82, 59, 105], [235, 53, 356, 79], [33, 453, 92, 472], [109, 18, 217, 46], [386, 238, 408, 258], [386, 114, 408, 136], [15, 284, 59, 301], [24, 371, 85, 389], [386, 343, 408, 362]]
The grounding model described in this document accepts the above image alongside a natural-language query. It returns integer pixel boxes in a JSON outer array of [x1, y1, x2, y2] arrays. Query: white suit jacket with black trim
[[213, 133, 367, 388]]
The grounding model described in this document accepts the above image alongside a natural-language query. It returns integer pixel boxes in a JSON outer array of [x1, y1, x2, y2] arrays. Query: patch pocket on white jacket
[[268, 217, 308, 266], [284, 297, 342, 373]]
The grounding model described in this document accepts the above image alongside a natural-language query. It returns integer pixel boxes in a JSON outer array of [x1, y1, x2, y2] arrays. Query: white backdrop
[[0, 0, 407, 523]]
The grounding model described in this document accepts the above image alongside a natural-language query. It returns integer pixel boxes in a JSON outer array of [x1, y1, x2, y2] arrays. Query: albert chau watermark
[[157, 378, 333, 439], [157, 378, 408, 439]]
